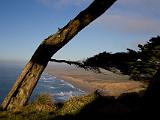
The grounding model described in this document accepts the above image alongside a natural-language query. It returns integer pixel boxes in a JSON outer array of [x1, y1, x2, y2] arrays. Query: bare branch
[[50, 59, 101, 73]]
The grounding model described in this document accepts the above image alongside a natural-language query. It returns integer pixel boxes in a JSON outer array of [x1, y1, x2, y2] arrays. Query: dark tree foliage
[[50, 59, 101, 73], [83, 36, 160, 80], [131, 36, 160, 80], [83, 51, 138, 75]]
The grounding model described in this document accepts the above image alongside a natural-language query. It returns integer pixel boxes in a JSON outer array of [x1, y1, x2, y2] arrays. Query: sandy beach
[[45, 63, 147, 97]]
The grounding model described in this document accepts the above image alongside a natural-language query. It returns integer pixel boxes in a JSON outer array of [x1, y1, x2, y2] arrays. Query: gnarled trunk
[[144, 69, 160, 99], [1, 0, 116, 110]]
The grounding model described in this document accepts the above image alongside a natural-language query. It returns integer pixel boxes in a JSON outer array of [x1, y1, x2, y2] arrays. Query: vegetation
[[0, 92, 100, 120], [1, 36, 159, 119], [1, 88, 160, 120], [81, 36, 160, 80]]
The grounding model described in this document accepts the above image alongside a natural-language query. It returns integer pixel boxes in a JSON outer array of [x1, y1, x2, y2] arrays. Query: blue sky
[[0, 0, 160, 62]]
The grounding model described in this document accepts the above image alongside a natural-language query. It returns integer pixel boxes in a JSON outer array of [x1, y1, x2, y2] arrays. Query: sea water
[[31, 73, 85, 103], [0, 62, 85, 104]]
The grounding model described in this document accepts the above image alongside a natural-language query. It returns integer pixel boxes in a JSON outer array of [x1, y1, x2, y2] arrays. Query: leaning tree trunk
[[144, 69, 160, 100], [1, 0, 116, 110], [142, 69, 160, 116]]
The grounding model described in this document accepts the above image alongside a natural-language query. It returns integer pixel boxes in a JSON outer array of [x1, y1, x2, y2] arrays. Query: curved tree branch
[[50, 59, 101, 73]]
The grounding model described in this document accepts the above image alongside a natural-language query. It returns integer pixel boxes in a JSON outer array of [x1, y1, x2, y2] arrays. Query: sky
[[0, 0, 160, 62]]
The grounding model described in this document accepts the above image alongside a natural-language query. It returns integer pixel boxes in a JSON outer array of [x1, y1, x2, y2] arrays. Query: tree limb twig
[[50, 59, 101, 73]]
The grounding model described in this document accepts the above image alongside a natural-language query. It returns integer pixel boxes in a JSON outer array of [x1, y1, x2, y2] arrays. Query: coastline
[[52, 75, 97, 93], [45, 63, 147, 97]]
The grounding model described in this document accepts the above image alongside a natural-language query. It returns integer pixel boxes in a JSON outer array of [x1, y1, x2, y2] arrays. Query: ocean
[[0, 62, 85, 104]]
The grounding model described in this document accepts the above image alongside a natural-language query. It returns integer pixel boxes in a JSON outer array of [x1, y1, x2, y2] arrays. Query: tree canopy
[[82, 36, 160, 80]]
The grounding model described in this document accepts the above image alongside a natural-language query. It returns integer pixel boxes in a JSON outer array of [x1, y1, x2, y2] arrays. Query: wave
[[50, 86, 56, 89], [60, 79, 75, 88], [43, 80, 53, 83], [54, 91, 73, 97], [31, 72, 86, 103]]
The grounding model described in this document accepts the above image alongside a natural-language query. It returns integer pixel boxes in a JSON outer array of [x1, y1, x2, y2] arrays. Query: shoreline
[[53, 75, 97, 94], [45, 64, 147, 97]]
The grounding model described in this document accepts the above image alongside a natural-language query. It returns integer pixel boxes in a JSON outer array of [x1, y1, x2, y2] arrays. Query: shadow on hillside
[[0, 70, 159, 120], [54, 91, 160, 120]]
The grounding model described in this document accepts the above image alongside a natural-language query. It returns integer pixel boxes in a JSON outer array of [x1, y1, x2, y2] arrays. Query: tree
[[83, 51, 138, 74], [144, 69, 160, 100], [1, 0, 117, 110], [81, 36, 160, 80], [130, 36, 160, 80]]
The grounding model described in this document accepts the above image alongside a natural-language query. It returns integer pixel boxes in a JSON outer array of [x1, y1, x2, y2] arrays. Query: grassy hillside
[[0, 89, 159, 120]]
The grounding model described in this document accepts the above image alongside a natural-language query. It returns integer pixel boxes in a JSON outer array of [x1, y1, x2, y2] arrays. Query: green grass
[[1, 89, 156, 120], [0, 92, 99, 120]]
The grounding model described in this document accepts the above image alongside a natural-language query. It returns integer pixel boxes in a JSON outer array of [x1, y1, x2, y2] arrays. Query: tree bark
[[144, 69, 160, 100], [1, 0, 116, 110]]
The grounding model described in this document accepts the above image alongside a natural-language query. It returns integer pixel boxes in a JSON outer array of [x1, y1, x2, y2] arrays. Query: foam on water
[[0, 63, 85, 104], [31, 73, 86, 103]]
